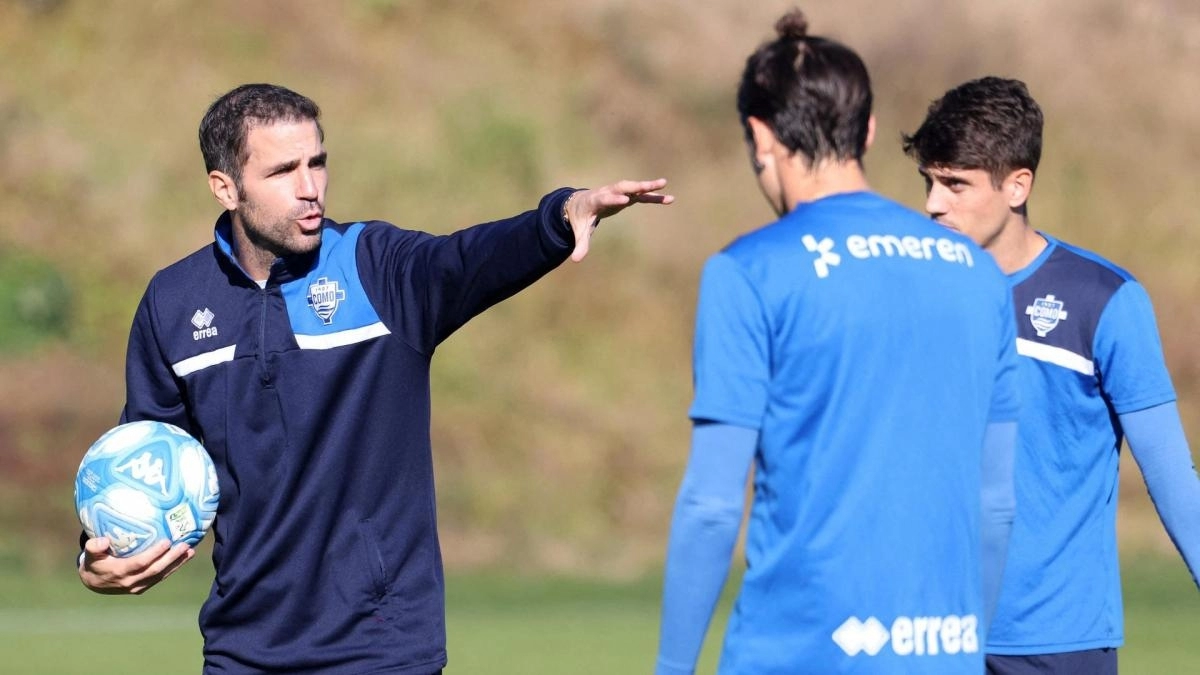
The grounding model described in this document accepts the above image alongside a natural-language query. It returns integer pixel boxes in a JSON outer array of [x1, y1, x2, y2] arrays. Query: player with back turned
[[76, 83, 673, 674], [655, 10, 1020, 675], [904, 76, 1200, 675]]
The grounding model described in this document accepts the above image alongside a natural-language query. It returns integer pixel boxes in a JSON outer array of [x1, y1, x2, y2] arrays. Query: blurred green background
[[1, 0, 1197, 672]]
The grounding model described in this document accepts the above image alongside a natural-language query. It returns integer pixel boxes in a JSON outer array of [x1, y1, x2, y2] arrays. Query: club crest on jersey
[[307, 276, 346, 325], [1025, 294, 1068, 337]]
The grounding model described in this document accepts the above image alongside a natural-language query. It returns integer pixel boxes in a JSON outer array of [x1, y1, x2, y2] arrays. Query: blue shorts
[[986, 649, 1117, 675]]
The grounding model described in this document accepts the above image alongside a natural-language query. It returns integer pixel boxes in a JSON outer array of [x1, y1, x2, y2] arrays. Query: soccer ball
[[75, 420, 219, 557]]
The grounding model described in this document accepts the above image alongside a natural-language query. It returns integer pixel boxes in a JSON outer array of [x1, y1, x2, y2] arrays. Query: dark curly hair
[[902, 76, 1043, 188]]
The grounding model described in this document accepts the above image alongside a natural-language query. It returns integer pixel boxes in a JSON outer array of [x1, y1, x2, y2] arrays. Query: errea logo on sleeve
[[832, 613, 979, 658], [804, 233, 975, 279]]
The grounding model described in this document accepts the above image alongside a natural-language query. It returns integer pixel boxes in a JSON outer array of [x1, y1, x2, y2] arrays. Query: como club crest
[[307, 276, 346, 325], [1025, 294, 1068, 337]]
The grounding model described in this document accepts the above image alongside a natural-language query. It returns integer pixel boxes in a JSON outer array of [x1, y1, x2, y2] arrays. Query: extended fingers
[[610, 177, 668, 196], [579, 179, 672, 209], [136, 545, 195, 592], [122, 544, 193, 594], [604, 179, 674, 209], [627, 191, 674, 205], [119, 540, 174, 571], [565, 178, 672, 264], [82, 540, 189, 594]]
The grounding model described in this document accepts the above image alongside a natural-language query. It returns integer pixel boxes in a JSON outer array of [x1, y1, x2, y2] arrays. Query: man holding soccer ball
[[77, 83, 672, 673]]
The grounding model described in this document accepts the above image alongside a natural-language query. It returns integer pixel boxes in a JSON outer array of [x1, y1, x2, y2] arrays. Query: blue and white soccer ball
[[75, 420, 219, 557]]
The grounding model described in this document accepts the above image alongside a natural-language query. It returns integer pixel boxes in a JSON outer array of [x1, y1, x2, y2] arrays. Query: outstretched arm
[[1123, 401, 1200, 588], [368, 179, 673, 350], [562, 178, 673, 262], [656, 422, 756, 675]]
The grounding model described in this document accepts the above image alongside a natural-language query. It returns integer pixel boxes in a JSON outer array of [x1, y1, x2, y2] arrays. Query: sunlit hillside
[[2, 0, 1198, 575]]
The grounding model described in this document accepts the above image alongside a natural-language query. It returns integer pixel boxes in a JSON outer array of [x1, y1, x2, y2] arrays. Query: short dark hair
[[737, 9, 873, 166], [902, 76, 1043, 187], [199, 84, 323, 187]]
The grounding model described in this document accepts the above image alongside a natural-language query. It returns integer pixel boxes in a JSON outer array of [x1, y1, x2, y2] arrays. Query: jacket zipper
[[259, 284, 271, 387]]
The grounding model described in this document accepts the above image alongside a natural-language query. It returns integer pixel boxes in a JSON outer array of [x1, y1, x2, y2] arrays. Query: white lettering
[[941, 615, 961, 654], [937, 238, 957, 262], [812, 233, 975, 279], [912, 617, 928, 655], [954, 242, 974, 267], [848, 234, 972, 266], [192, 326, 219, 341], [961, 614, 979, 653], [868, 234, 905, 257], [891, 617, 914, 655], [925, 616, 942, 655], [847, 235, 870, 259], [863, 613, 979, 659]]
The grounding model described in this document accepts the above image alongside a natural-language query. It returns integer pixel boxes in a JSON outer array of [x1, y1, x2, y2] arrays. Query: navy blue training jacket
[[119, 188, 575, 673]]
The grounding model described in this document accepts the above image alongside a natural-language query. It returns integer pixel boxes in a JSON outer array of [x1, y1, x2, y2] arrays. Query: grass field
[[0, 553, 1193, 673]]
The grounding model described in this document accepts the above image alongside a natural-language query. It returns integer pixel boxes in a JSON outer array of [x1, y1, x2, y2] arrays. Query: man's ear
[[1004, 168, 1034, 210], [864, 114, 876, 152], [208, 170, 239, 211], [747, 116, 778, 174]]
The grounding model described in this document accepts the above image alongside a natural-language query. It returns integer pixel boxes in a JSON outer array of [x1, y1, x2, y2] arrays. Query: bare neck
[[784, 160, 871, 211], [986, 217, 1048, 275], [229, 214, 276, 282]]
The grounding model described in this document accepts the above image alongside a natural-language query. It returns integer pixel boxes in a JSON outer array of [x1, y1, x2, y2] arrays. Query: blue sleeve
[[980, 420, 1017, 633], [990, 290, 1020, 423], [1123, 402, 1200, 588], [1094, 281, 1176, 413], [656, 422, 757, 675], [687, 254, 770, 427], [359, 188, 575, 354]]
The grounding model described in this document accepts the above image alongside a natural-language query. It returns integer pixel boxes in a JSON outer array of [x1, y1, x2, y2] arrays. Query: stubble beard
[[237, 196, 323, 263]]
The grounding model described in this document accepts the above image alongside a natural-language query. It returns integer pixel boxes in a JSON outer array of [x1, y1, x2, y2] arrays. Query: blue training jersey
[[690, 191, 1019, 674], [987, 234, 1176, 654]]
